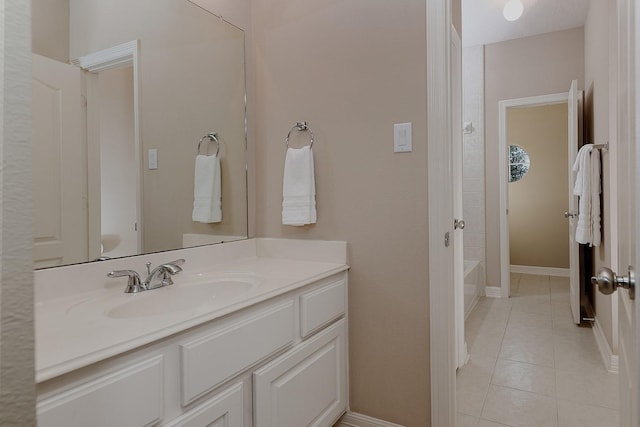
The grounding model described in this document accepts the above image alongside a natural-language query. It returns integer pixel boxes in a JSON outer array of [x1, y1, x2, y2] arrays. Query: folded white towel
[[192, 154, 222, 223], [591, 148, 601, 246], [282, 146, 316, 226], [572, 144, 601, 246]]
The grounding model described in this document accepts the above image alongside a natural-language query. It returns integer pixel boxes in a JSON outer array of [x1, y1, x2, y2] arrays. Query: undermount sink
[[108, 279, 258, 318]]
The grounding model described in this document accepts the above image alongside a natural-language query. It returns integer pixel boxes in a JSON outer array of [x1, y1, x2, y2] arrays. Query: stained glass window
[[509, 145, 530, 183]]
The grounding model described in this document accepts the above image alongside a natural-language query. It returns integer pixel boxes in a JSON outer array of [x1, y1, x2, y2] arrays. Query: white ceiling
[[462, 0, 591, 47]]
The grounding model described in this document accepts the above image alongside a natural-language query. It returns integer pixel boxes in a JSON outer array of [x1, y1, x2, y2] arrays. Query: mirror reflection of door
[[32, 54, 88, 268], [98, 66, 138, 258]]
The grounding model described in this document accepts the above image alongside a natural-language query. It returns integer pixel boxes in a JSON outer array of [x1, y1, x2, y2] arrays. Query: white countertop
[[35, 239, 348, 383]]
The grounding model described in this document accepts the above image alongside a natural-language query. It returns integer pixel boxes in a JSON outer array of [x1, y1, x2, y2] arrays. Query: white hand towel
[[282, 146, 316, 226], [192, 154, 222, 223], [591, 148, 601, 246], [572, 144, 596, 245], [572, 144, 592, 197]]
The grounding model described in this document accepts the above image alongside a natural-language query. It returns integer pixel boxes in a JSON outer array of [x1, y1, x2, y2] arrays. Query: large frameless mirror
[[32, 0, 248, 269]]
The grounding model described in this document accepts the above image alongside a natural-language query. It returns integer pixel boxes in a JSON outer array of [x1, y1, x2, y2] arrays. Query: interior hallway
[[457, 273, 619, 427]]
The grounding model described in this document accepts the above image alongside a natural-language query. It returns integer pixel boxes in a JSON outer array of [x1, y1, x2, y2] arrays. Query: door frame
[[450, 23, 467, 370], [427, 0, 455, 425], [72, 40, 143, 257], [497, 92, 570, 299]]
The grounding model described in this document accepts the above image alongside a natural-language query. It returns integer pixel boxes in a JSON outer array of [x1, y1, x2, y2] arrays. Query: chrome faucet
[[107, 270, 145, 293], [143, 259, 185, 290], [107, 259, 185, 293]]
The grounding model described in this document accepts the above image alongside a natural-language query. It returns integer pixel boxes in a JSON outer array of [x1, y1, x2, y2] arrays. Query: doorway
[[506, 102, 570, 279], [97, 66, 138, 258]]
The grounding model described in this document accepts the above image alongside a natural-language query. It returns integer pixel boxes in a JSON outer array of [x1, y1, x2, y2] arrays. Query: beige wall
[[585, 0, 615, 351], [70, 0, 248, 253], [251, 0, 429, 424], [191, 0, 256, 238], [508, 104, 569, 268], [485, 27, 584, 286], [32, 0, 69, 62]]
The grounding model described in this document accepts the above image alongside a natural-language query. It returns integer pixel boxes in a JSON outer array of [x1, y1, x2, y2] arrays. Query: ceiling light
[[503, 0, 524, 21]]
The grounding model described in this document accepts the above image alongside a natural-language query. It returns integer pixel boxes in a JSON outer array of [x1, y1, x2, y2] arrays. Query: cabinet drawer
[[164, 383, 243, 427], [37, 355, 164, 427], [180, 301, 294, 405], [253, 319, 347, 427], [300, 277, 346, 338]]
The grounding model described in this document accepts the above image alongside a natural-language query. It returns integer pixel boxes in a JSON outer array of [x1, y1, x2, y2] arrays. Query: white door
[[615, 0, 638, 423], [567, 79, 581, 324], [32, 54, 88, 267], [592, 0, 640, 423], [451, 26, 466, 369]]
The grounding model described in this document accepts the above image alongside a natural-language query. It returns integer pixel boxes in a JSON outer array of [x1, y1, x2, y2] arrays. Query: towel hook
[[197, 132, 220, 156], [284, 121, 314, 148]]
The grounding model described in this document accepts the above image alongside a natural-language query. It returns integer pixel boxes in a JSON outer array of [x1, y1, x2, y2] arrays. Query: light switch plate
[[148, 149, 158, 169], [394, 122, 412, 153]]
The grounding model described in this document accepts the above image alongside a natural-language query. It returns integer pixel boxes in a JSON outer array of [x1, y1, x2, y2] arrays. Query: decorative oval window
[[509, 145, 530, 183]]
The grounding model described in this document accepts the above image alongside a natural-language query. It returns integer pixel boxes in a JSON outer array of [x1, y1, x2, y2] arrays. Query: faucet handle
[[107, 270, 145, 293]]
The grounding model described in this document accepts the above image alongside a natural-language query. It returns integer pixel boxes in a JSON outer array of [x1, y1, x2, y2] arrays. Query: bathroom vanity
[[35, 239, 349, 427]]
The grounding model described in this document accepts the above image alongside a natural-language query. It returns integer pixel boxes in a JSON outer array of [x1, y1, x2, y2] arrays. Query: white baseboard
[[484, 286, 503, 298], [336, 411, 405, 427], [592, 317, 619, 374], [510, 265, 570, 277]]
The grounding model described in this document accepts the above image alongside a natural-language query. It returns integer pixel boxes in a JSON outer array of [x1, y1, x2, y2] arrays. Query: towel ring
[[284, 122, 314, 148], [197, 132, 220, 156]]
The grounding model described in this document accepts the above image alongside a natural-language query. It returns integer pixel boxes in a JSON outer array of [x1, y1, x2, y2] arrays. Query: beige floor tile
[[457, 412, 479, 427], [552, 323, 596, 345], [549, 275, 569, 287], [472, 298, 514, 316], [505, 323, 554, 340], [478, 420, 514, 427], [554, 339, 602, 373], [552, 309, 578, 332], [472, 307, 512, 323], [556, 369, 619, 410], [482, 385, 558, 427], [468, 330, 505, 359], [499, 331, 555, 367], [557, 399, 619, 427], [457, 356, 494, 389], [457, 381, 489, 418], [507, 310, 553, 330], [515, 283, 551, 297], [492, 359, 556, 396], [457, 355, 495, 417], [463, 274, 619, 427], [551, 298, 571, 312], [511, 296, 552, 315], [518, 273, 550, 284]]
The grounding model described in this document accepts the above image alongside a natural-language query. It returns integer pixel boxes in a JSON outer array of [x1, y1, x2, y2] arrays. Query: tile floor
[[457, 273, 620, 427]]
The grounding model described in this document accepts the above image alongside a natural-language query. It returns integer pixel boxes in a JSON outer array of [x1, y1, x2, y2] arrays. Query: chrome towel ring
[[197, 132, 220, 156], [284, 121, 314, 148]]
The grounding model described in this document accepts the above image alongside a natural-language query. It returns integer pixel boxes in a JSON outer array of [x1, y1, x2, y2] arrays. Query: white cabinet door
[[163, 383, 243, 427], [37, 356, 163, 427], [253, 320, 347, 427]]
